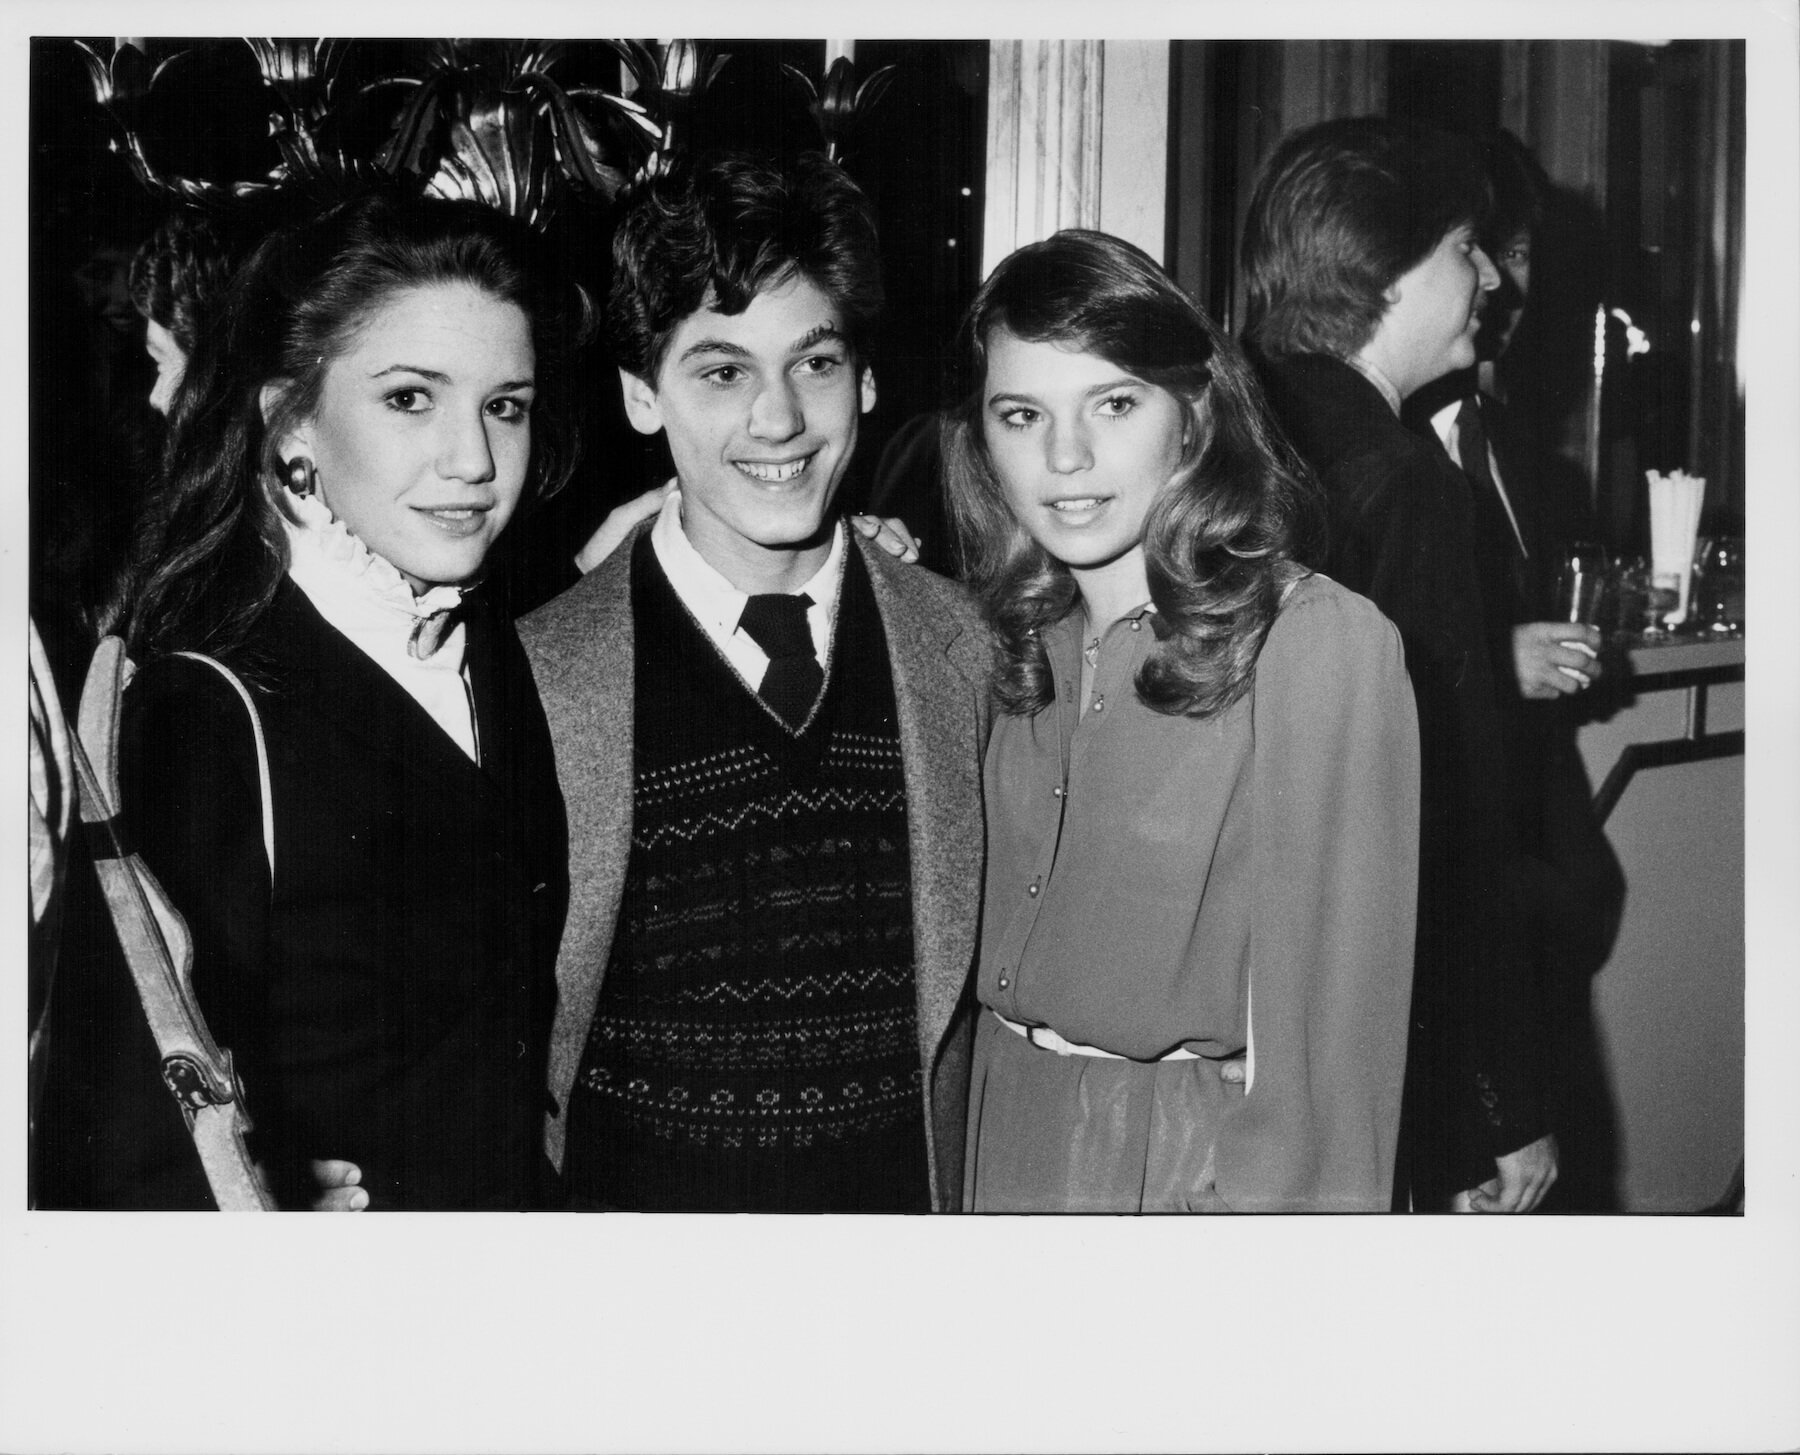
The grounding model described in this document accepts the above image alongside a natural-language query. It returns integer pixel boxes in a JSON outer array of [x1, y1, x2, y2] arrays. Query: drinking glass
[[1612, 555, 1675, 639], [1555, 542, 1611, 627], [1697, 536, 1745, 635]]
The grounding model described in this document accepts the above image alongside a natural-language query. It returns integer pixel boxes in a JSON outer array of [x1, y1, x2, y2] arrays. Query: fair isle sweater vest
[[563, 534, 930, 1211]]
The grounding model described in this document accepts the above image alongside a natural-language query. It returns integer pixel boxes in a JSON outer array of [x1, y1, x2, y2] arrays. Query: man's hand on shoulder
[[850, 514, 920, 563], [575, 481, 676, 575]]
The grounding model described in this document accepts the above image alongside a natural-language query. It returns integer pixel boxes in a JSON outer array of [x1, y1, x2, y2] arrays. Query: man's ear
[[859, 364, 877, 416], [619, 369, 665, 437], [260, 382, 308, 460]]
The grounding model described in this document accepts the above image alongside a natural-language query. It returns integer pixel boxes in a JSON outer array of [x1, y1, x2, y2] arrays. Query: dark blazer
[[1258, 353, 1550, 1198], [519, 526, 991, 1210], [1406, 386, 1627, 985], [101, 578, 568, 1210]]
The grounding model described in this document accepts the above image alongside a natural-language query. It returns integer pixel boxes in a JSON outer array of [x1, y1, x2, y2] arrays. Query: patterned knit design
[[563, 537, 930, 1211]]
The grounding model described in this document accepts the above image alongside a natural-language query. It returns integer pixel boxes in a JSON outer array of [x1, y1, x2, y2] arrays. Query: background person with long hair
[[128, 209, 239, 418], [44, 191, 581, 1210], [943, 230, 1419, 1212]]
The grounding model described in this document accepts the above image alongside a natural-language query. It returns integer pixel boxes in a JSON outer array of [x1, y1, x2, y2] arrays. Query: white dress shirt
[[649, 488, 845, 690]]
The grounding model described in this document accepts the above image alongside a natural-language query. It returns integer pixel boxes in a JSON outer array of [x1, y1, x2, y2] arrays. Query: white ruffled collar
[[282, 490, 465, 619], [280, 491, 469, 664]]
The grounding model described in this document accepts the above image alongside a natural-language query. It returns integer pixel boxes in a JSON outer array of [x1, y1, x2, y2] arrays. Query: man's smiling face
[[620, 271, 876, 591]]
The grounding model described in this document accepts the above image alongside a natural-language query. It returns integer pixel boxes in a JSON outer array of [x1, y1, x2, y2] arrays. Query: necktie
[[738, 592, 823, 728], [1455, 395, 1529, 563], [1454, 396, 1496, 494]]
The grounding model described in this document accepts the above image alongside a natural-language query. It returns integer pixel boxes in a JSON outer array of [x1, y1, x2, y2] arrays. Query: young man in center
[[520, 152, 990, 1212]]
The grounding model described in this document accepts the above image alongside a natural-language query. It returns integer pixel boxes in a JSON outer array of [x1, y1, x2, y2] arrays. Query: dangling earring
[[283, 457, 316, 498]]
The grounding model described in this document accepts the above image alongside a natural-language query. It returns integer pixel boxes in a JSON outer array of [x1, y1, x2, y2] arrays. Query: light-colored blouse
[[976, 571, 1421, 1208]]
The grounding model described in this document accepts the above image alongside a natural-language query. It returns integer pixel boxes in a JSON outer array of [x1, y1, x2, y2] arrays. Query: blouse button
[[1129, 618, 1142, 631], [1092, 694, 1106, 712], [1026, 880, 1040, 897], [1052, 786, 1065, 799], [998, 974, 1010, 989]]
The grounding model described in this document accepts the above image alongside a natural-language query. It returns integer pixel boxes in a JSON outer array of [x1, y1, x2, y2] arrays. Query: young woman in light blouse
[[942, 230, 1421, 1212]]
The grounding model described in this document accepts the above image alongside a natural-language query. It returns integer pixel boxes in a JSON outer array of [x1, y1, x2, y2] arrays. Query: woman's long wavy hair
[[943, 229, 1321, 719], [123, 190, 588, 670]]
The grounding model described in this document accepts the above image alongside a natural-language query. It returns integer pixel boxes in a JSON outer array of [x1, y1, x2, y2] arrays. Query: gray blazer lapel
[[856, 538, 989, 1085], [517, 531, 642, 1171]]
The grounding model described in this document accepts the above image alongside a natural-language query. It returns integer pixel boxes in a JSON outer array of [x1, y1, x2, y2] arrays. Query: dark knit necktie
[[738, 592, 822, 728]]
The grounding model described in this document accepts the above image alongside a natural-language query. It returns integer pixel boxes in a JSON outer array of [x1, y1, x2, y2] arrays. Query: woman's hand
[[849, 514, 920, 563], [575, 480, 676, 574], [309, 1158, 368, 1211], [1512, 622, 1602, 699]]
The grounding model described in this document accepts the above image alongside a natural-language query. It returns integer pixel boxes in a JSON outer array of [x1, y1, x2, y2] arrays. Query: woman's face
[[979, 329, 1187, 574], [277, 281, 536, 592], [144, 318, 186, 416]]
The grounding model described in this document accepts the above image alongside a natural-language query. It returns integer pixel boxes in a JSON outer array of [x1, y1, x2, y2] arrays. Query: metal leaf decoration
[[426, 95, 543, 219], [375, 38, 659, 225], [243, 37, 369, 194], [65, 37, 902, 230], [603, 40, 730, 174], [244, 36, 348, 119], [72, 39, 231, 204], [781, 56, 897, 161]]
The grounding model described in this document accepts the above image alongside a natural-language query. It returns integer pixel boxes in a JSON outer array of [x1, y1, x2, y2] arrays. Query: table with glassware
[[1567, 583, 1744, 1212]]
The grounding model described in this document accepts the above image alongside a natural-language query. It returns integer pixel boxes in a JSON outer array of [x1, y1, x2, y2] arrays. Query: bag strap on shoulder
[[69, 636, 274, 1210], [172, 651, 274, 881]]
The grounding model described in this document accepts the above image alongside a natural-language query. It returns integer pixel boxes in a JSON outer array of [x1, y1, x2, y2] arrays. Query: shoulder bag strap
[[71, 637, 275, 1210], [173, 651, 274, 881]]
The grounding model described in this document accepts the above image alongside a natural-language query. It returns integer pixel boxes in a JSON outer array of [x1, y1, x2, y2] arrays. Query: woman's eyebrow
[[1081, 376, 1143, 397], [366, 365, 535, 391], [369, 364, 452, 383], [986, 376, 1141, 407]]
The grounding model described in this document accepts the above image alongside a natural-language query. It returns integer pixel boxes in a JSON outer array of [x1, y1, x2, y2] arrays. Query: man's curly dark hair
[[605, 150, 883, 383]]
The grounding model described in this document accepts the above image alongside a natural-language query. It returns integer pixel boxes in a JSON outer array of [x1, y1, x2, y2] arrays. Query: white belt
[[993, 1010, 1201, 1061]]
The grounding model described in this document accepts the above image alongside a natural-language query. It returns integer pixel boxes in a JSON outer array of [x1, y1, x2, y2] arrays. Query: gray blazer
[[518, 526, 992, 1209]]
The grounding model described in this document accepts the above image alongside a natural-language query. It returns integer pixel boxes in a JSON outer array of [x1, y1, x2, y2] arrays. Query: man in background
[[1242, 117, 1560, 1212]]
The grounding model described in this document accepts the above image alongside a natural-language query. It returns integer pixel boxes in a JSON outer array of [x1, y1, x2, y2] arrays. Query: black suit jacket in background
[[1257, 352, 1551, 1199]]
